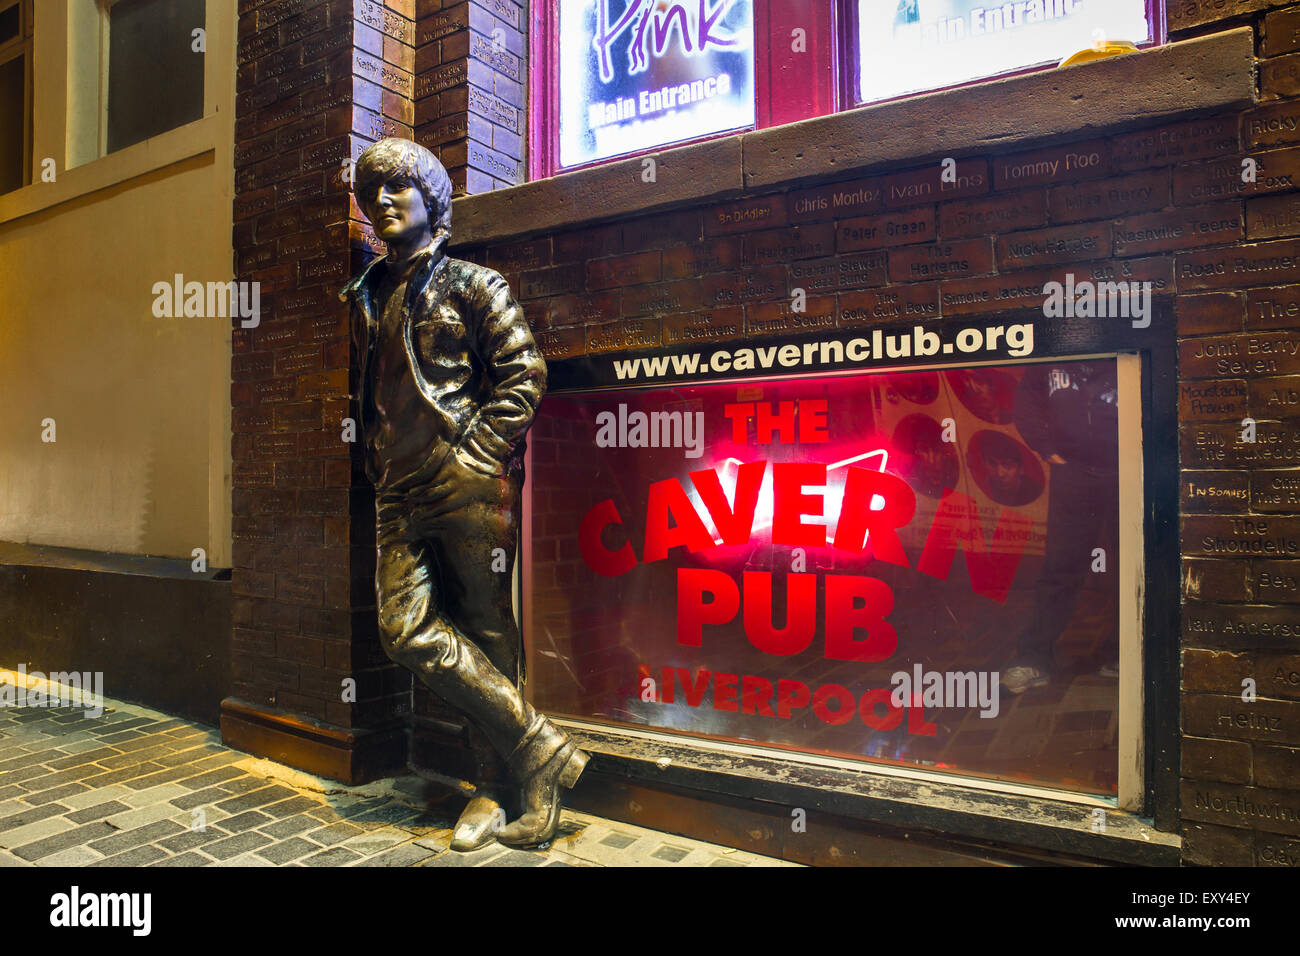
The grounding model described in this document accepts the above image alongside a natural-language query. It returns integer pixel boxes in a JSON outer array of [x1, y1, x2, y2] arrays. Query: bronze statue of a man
[[340, 138, 587, 850]]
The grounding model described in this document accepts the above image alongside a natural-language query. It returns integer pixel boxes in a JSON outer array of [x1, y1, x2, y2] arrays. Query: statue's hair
[[354, 138, 452, 242]]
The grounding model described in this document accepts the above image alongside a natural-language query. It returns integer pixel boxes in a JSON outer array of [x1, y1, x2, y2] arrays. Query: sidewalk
[[0, 686, 796, 867]]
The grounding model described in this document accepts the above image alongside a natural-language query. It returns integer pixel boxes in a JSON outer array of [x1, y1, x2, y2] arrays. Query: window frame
[[94, 0, 207, 159], [528, 0, 1167, 183], [0, 0, 33, 195]]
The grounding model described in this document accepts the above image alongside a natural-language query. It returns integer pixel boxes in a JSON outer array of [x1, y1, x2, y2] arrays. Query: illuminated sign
[[527, 360, 1125, 794], [857, 0, 1153, 104], [559, 0, 755, 168]]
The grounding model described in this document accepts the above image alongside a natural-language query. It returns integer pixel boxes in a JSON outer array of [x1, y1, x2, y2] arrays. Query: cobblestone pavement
[[0, 690, 796, 868]]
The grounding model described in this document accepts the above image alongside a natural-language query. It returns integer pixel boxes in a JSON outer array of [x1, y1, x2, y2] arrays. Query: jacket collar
[[338, 233, 450, 307]]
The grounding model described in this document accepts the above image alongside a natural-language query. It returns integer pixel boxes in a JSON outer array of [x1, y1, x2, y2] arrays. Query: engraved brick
[[486, 238, 549, 272], [1110, 115, 1240, 172], [1245, 102, 1300, 150], [1184, 695, 1299, 748], [838, 285, 939, 327], [1182, 514, 1300, 559], [1169, 0, 1274, 31], [662, 237, 742, 279], [662, 307, 744, 346], [881, 158, 989, 208], [467, 138, 521, 182], [1182, 470, 1250, 514], [889, 237, 993, 282], [587, 251, 661, 290], [1182, 602, 1300, 648], [997, 222, 1108, 269], [701, 265, 786, 306], [1247, 286, 1300, 330], [939, 190, 1047, 239], [1247, 192, 1300, 241], [1175, 148, 1300, 205], [621, 278, 703, 317], [519, 263, 583, 299], [836, 208, 934, 252], [1182, 421, 1300, 469], [533, 292, 621, 330], [1047, 168, 1169, 223], [535, 326, 586, 360], [1177, 239, 1300, 291], [789, 177, 883, 223], [1183, 561, 1251, 604], [705, 197, 788, 236], [743, 223, 836, 265], [745, 297, 837, 337], [586, 318, 662, 353], [1180, 378, 1247, 421], [1114, 203, 1243, 256], [993, 139, 1108, 190]]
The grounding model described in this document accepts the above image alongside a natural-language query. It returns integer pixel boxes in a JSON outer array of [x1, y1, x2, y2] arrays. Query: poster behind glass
[[526, 359, 1122, 795], [858, 0, 1153, 104], [559, 0, 755, 168]]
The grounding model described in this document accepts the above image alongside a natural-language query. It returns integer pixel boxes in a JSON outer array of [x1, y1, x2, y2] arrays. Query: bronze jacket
[[339, 236, 547, 487]]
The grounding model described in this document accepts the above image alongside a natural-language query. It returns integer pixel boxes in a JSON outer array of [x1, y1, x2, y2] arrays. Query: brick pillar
[[225, 0, 422, 784], [414, 0, 526, 196]]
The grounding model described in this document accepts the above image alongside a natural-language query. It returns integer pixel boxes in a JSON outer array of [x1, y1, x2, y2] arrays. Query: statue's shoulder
[[444, 256, 510, 295]]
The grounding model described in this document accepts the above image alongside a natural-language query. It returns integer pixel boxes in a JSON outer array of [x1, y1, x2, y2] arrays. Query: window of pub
[[534, 1, 1162, 177], [525, 354, 1144, 801]]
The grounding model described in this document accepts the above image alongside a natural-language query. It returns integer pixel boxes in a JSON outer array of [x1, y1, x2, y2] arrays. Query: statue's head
[[354, 138, 453, 248]]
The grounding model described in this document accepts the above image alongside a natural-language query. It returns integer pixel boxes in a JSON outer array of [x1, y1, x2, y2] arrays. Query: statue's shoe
[[450, 792, 507, 852], [498, 733, 588, 849]]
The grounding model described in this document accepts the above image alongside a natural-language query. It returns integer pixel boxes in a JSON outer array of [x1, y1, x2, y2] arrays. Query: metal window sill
[[563, 721, 1181, 866]]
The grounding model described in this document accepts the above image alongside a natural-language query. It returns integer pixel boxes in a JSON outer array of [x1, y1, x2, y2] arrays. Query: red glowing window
[[525, 358, 1141, 796]]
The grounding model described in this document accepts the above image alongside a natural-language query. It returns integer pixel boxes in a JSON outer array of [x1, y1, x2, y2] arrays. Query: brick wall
[[435, 4, 1300, 865], [414, 0, 526, 195]]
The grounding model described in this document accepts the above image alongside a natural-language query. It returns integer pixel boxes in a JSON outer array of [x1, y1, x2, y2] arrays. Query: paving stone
[[301, 846, 364, 866], [151, 745, 221, 769], [217, 776, 271, 796], [215, 785, 298, 814], [125, 765, 211, 791], [255, 837, 319, 864], [599, 831, 639, 849], [38, 845, 104, 867], [89, 820, 185, 856], [79, 762, 167, 788], [94, 731, 145, 745], [304, 821, 364, 846], [356, 842, 439, 867], [104, 801, 186, 830], [340, 828, 410, 855], [203, 831, 273, 861], [260, 815, 320, 839], [0, 802, 68, 832], [170, 785, 237, 811], [87, 845, 168, 867], [122, 782, 191, 807], [150, 851, 213, 867], [13, 822, 118, 861], [21, 783, 89, 805], [0, 815, 74, 847], [258, 795, 321, 819], [214, 810, 274, 833], [91, 717, 157, 735], [710, 858, 745, 866], [544, 860, 577, 866], [420, 843, 503, 867], [483, 849, 545, 866], [96, 744, 175, 770], [177, 767, 245, 792], [45, 747, 123, 771], [0, 786, 25, 802], [157, 827, 230, 853], [66, 801, 132, 824]]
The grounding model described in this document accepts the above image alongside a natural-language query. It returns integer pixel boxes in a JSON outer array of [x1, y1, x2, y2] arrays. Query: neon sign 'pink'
[[592, 0, 742, 84]]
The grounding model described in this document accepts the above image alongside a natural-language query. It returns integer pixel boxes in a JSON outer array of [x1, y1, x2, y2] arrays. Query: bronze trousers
[[374, 461, 537, 772]]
